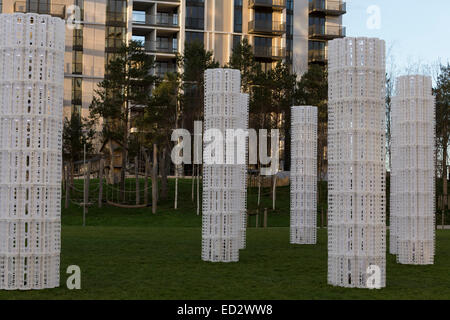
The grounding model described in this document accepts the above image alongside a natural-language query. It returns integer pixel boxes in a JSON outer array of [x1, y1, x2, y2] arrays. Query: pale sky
[[344, 0, 450, 75]]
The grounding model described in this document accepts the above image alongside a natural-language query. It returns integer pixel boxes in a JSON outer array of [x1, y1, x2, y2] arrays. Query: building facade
[[308, 0, 346, 64], [1, 0, 345, 121]]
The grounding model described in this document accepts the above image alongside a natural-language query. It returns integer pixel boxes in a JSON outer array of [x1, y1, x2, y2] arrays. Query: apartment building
[[308, 0, 346, 64], [2, 0, 124, 120], [131, 0, 309, 78], [1, 0, 345, 121]]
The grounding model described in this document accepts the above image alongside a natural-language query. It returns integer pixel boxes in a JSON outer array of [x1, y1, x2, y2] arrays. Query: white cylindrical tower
[[290, 106, 317, 244], [202, 68, 248, 262], [391, 75, 435, 264], [327, 37, 386, 288], [0, 13, 65, 290]]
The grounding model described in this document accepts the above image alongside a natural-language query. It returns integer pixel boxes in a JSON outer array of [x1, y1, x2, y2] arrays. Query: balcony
[[133, 12, 179, 28], [309, 0, 346, 16], [309, 49, 328, 63], [253, 46, 286, 59], [248, 0, 286, 11], [155, 65, 178, 78], [248, 20, 286, 35], [309, 25, 345, 40], [144, 42, 178, 54], [14, 1, 66, 19]]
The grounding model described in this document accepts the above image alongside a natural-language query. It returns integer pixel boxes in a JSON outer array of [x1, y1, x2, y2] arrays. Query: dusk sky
[[344, 0, 450, 76]]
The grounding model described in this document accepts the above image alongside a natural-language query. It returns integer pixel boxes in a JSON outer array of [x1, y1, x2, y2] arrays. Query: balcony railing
[[145, 42, 178, 54], [253, 46, 286, 59], [248, 0, 286, 10], [309, 25, 346, 40], [309, 49, 328, 63], [309, 0, 346, 15], [155, 65, 177, 78], [14, 1, 66, 19], [248, 20, 286, 35], [133, 13, 179, 27]]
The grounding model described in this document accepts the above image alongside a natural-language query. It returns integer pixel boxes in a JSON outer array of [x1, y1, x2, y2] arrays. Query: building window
[[106, 0, 127, 24], [73, 29, 83, 49], [185, 31, 204, 45], [286, 10, 293, 35], [105, 26, 126, 50], [72, 51, 83, 74], [254, 11, 272, 22], [186, 0, 204, 30], [233, 35, 241, 50], [26, 0, 50, 14], [287, 0, 293, 11], [254, 36, 271, 48], [259, 62, 272, 73], [234, 0, 242, 33], [72, 78, 82, 106]]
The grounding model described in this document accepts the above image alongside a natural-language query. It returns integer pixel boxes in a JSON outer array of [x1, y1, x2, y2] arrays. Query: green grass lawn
[[1, 178, 449, 300]]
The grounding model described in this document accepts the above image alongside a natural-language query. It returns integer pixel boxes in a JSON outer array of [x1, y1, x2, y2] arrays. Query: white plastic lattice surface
[[202, 69, 249, 262], [0, 13, 65, 290], [390, 75, 435, 265], [290, 106, 317, 244], [327, 38, 386, 288]]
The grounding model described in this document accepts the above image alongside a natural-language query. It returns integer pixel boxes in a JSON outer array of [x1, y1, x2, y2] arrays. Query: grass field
[[1, 179, 449, 300]]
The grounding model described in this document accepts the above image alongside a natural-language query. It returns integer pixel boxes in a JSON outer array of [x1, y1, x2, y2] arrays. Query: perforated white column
[[0, 13, 65, 290], [202, 69, 248, 262], [327, 38, 386, 288], [290, 106, 317, 244], [238, 94, 249, 250], [390, 75, 435, 264]]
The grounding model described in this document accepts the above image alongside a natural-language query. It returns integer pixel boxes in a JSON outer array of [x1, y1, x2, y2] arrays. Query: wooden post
[[144, 158, 149, 206], [109, 140, 114, 184], [135, 156, 140, 205], [192, 165, 195, 202], [257, 174, 261, 207], [174, 165, 178, 209], [196, 164, 200, 215], [83, 161, 91, 227], [264, 208, 268, 228], [255, 209, 259, 228], [98, 159, 104, 208], [152, 144, 158, 214], [272, 175, 277, 211]]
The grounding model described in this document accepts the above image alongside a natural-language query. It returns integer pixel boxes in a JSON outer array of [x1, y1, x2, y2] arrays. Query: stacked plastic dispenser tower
[[327, 37, 387, 288], [0, 13, 65, 289], [290, 106, 318, 244], [390, 75, 435, 265], [201, 69, 249, 262]]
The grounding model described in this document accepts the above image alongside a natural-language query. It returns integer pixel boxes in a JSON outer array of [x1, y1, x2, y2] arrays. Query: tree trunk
[[109, 140, 114, 184], [160, 147, 168, 200], [443, 142, 448, 228], [98, 159, 104, 208], [120, 150, 127, 202], [152, 144, 158, 214], [135, 156, 140, 205], [144, 156, 150, 206]]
